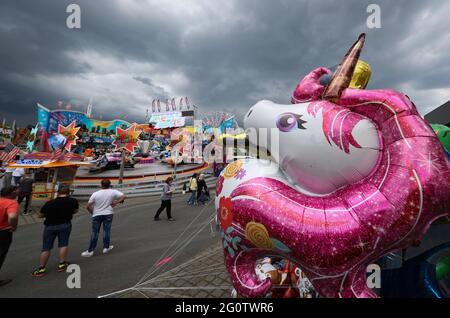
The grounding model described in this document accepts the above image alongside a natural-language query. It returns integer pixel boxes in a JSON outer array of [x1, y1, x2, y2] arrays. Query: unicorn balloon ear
[[322, 33, 366, 103]]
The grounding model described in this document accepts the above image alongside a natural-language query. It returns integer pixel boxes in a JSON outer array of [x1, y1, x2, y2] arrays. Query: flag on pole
[[179, 97, 184, 111], [152, 100, 156, 113], [157, 100, 161, 112], [86, 98, 93, 118], [165, 99, 170, 111], [0, 143, 20, 163], [185, 97, 190, 110], [37, 103, 51, 132], [171, 98, 176, 111]]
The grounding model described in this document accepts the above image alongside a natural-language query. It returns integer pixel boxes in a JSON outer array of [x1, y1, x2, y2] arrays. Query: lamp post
[[118, 149, 125, 186], [113, 123, 139, 187]]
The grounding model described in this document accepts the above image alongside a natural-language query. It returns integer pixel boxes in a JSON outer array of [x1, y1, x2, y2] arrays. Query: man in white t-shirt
[[81, 179, 126, 257], [12, 168, 25, 186]]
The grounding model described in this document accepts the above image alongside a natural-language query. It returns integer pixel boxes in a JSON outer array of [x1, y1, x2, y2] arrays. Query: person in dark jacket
[[154, 177, 175, 221], [196, 174, 208, 205], [17, 173, 34, 215]]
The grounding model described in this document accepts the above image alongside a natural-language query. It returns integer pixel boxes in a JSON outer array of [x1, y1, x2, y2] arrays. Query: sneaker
[[154, 217, 161, 221], [168, 218, 176, 221], [0, 279, 12, 287], [103, 245, 114, 254], [81, 250, 94, 258], [31, 267, 46, 277], [57, 262, 69, 272]]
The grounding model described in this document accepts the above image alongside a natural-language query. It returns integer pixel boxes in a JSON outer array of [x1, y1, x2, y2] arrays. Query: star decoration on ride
[[58, 121, 80, 151], [30, 124, 39, 136], [112, 123, 140, 153], [26, 140, 35, 152]]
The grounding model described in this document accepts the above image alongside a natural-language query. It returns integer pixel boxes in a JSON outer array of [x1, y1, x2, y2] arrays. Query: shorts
[[42, 222, 72, 251]]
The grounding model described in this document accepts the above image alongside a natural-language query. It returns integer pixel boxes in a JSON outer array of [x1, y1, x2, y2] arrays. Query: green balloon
[[431, 124, 450, 152], [436, 255, 450, 280]]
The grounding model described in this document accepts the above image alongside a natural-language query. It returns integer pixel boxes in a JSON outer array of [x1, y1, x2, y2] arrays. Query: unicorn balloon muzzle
[[244, 99, 381, 196]]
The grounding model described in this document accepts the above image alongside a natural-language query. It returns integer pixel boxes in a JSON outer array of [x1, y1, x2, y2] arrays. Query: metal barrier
[[72, 172, 217, 199]]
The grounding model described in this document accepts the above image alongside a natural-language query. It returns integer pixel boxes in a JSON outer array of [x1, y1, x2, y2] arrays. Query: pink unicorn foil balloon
[[215, 34, 450, 298]]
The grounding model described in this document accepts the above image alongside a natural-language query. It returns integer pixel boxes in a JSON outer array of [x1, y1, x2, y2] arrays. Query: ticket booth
[[8, 157, 93, 202], [31, 165, 79, 200]]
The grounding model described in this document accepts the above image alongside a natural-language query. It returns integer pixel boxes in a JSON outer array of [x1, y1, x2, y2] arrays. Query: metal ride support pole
[[173, 151, 178, 180], [51, 168, 59, 199], [119, 150, 125, 186]]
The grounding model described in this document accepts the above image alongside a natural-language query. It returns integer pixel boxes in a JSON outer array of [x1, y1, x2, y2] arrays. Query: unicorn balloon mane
[[215, 33, 450, 298]]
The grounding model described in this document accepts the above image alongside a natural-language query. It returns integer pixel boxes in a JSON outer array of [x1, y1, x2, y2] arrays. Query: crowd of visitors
[[0, 177, 126, 283], [0, 170, 212, 286]]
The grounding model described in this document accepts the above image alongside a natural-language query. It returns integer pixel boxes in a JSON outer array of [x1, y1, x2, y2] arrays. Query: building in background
[[425, 101, 450, 126]]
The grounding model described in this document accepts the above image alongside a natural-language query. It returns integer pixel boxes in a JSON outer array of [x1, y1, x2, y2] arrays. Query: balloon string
[[134, 201, 215, 286], [136, 214, 216, 286]]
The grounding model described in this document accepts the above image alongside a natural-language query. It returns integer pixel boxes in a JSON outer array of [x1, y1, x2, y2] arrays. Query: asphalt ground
[[0, 194, 220, 298]]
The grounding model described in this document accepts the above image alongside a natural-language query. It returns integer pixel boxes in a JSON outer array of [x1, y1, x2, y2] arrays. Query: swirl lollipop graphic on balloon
[[215, 33, 450, 298]]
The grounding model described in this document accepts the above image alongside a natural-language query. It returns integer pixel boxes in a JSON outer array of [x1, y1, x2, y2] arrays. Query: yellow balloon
[[349, 60, 371, 89]]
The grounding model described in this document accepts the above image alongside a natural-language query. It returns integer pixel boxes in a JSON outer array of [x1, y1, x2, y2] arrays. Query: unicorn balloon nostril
[[217, 33, 450, 298]]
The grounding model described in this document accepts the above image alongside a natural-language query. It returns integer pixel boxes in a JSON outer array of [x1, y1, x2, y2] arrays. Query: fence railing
[[72, 172, 217, 199]]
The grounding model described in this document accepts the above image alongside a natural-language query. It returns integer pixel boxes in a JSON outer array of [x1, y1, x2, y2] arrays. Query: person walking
[[187, 173, 198, 205], [196, 174, 208, 205], [81, 179, 126, 258], [0, 186, 19, 287], [17, 172, 34, 215], [154, 177, 175, 221], [12, 168, 24, 186], [3, 166, 13, 189], [31, 185, 79, 277]]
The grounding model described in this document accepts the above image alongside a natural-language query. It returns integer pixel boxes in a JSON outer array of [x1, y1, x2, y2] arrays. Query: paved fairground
[[108, 243, 232, 298], [0, 193, 235, 298]]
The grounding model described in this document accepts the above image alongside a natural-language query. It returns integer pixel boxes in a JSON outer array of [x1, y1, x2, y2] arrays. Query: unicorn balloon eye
[[276, 113, 307, 132]]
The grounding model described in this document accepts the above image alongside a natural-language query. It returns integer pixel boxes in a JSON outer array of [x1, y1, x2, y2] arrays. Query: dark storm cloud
[[0, 0, 449, 126], [132, 76, 169, 99]]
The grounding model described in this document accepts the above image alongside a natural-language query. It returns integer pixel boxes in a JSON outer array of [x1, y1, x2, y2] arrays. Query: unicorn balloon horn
[[322, 33, 366, 102]]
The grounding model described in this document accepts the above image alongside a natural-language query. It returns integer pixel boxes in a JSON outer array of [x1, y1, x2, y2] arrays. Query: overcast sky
[[0, 0, 449, 126]]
